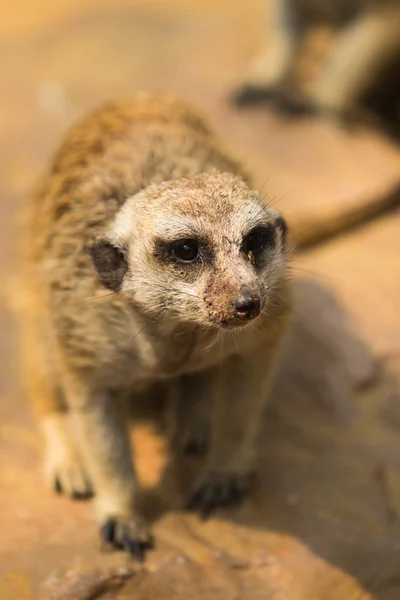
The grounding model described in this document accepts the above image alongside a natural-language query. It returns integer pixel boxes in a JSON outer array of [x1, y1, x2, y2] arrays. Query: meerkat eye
[[170, 239, 200, 263], [243, 226, 275, 256]]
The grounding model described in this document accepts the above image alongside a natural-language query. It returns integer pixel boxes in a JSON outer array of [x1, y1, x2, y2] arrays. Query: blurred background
[[0, 1, 400, 599]]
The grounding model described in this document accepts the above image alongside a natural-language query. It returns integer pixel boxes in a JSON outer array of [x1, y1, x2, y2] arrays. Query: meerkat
[[14, 94, 291, 559], [232, 0, 400, 131]]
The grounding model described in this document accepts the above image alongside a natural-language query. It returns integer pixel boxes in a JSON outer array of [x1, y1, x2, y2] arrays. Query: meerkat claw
[[100, 517, 154, 560], [52, 469, 93, 500], [186, 472, 250, 519]]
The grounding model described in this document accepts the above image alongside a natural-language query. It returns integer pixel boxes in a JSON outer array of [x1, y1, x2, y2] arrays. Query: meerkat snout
[[234, 287, 261, 321], [203, 277, 263, 329]]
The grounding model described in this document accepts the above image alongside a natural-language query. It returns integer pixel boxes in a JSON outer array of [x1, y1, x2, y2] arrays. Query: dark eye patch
[[243, 226, 275, 257], [276, 216, 287, 244]]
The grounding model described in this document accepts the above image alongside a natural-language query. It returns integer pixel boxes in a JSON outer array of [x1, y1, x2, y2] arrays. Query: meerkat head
[[91, 171, 288, 330]]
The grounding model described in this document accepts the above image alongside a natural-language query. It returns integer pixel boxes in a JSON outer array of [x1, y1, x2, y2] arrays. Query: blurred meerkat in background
[[232, 0, 400, 136]]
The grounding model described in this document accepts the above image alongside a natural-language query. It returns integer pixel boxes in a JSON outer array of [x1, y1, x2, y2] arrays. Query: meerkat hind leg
[[166, 373, 211, 454], [186, 326, 286, 518], [185, 355, 258, 518]]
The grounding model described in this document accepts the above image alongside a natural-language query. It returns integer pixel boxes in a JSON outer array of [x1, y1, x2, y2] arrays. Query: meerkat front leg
[[21, 317, 92, 499], [305, 5, 400, 120], [187, 324, 287, 517], [63, 374, 153, 558]]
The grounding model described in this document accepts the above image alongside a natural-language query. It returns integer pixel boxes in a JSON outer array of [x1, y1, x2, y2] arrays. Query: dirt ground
[[1, 1, 400, 599]]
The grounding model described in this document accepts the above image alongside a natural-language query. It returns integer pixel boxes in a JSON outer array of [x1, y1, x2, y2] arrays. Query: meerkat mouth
[[218, 316, 260, 330]]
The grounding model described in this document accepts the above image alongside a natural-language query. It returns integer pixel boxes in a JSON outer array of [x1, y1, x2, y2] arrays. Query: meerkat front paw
[[100, 515, 154, 560], [46, 446, 93, 500], [231, 84, 284, 107], [185, 470, 251, 519], [231, 84, 319, 118], [42, 415, 93, 500], [271, 91, 320, 117]]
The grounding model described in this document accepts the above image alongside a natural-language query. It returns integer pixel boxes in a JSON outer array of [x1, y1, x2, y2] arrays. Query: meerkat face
[[91, 172, 288, 330]]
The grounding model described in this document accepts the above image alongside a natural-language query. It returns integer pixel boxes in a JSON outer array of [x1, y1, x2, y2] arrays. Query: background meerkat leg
[[166, 373, 211, 454], [233, 0, 305, 104], [63, 374, 152, 557], [187, 325, 288, 517], [306, 5, 400, 116], [20, 318, 92, 499]]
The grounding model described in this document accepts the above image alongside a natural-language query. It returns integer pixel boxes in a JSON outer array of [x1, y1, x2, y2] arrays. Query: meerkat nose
[[235, 290, 261, 321]]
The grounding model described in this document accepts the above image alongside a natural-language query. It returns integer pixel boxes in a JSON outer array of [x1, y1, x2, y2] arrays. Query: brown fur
[[14, 93, 291, 557]]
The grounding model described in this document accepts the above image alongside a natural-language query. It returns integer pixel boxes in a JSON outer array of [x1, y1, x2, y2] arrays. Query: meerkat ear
[[90, 239, 128, 291], [276, 216, 287, 245]]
